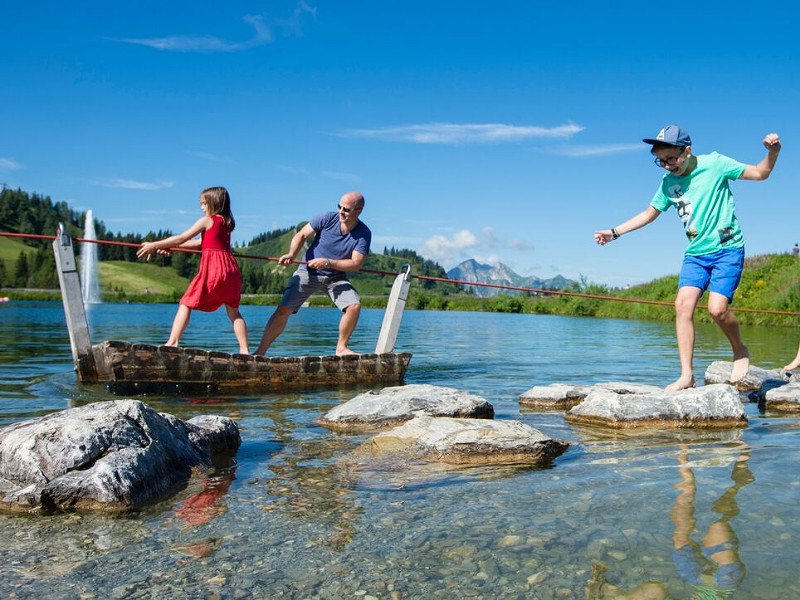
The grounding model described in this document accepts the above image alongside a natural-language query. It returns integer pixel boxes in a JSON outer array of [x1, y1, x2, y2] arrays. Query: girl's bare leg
[[225, 305, 249, 354], [166, 304, 192, 347]]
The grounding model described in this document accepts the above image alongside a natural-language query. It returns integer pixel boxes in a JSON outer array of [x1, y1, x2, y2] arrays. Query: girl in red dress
[[136, 187, 249, 353]]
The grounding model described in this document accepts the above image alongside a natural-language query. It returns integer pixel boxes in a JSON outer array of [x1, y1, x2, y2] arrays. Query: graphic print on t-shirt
[[668, 184, 698, 241]]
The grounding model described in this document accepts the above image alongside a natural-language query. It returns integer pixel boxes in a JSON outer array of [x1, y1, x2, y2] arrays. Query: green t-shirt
[[650, 152, 747, 256]]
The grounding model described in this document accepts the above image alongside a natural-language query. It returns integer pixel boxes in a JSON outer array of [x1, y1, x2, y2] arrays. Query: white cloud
[[111, 14, 272, 52], [94, 178, 174, 191], [550, 143, 642, 157], [0, 158, 21, 170], [186, 150, 233, 163], [335, 122, 584, 145], [276, 164, 310, 175], [419, 227, 533, 266], [322, 170, 361, 182], [484, 254, 503, 267], [275, 1, 318, 36], [111, 4, 316, 53]]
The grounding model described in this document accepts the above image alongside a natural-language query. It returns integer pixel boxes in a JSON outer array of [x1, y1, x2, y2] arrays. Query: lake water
[[1, 301, 800, 599]]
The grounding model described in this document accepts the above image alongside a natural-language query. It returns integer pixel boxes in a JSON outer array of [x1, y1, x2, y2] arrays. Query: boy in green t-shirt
[[595, 125, 781, 391]]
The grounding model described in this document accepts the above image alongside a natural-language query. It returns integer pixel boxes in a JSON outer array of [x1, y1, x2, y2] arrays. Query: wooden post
[[375, 264, 412, 354], [53, 223, 98, 382]]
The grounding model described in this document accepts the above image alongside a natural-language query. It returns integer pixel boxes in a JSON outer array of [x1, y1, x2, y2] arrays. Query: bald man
[[255, 191, 371, 356]]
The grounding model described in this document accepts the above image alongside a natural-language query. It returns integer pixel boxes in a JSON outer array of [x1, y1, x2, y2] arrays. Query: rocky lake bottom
[[2, 301, 800, 599]]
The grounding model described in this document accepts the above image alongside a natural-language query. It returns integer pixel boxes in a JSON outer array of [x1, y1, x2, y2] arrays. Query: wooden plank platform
[[87, 341, 412, 395]]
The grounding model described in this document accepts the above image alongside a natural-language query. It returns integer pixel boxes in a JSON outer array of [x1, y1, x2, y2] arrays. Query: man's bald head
[[340, 191, 365, 210]]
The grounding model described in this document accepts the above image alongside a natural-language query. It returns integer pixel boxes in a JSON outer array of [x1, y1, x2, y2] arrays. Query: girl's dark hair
[[201, 187, 235, 231]]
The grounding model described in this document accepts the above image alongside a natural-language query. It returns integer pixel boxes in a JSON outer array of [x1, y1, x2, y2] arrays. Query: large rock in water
[[759, 377, 800, 411], [519, 382, 662, 409], [353, 416, 568, 465], [0, 400, 240, 514], [703, 360, 787, 391], [565, 384, 747, 429], [315, 384, 494, 432]]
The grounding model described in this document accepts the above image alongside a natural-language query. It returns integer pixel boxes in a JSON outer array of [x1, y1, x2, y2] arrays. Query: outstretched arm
[[739, 133, 781, 181], [136, 216, 212, 260], [277, 223, 316, 266], [307, 250, 366, 272], [594, 205, 661, 246]]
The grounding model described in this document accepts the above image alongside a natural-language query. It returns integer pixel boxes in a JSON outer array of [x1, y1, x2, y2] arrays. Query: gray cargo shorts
[[279, 267, 361, 313]]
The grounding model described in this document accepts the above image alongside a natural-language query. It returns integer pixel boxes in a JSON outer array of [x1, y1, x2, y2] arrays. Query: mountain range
[[446, 259, 576, 298]]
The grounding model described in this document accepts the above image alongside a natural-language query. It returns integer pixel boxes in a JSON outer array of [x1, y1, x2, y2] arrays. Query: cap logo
[[656, 128, 666, 141]]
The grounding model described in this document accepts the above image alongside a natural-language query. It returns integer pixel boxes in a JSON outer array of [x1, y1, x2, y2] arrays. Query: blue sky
[[2, 1, 798, 287]]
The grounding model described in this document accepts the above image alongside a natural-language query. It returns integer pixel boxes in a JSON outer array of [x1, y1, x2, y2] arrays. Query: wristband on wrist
[[611, 228, 620, 240], [324, 258, 331, 268]]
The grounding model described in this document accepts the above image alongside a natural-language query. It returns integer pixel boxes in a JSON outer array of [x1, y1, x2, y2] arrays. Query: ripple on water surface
[[1, 303, 800, 598]]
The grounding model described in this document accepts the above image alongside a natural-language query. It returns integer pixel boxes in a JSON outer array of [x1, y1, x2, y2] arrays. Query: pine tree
[[14, 252, 29, 288]]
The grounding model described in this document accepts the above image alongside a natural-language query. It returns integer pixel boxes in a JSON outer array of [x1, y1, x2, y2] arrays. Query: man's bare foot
[[336, 347, 358, 356], [729, 346, 750, 384], [664, 375, 696, 392], [238, 348, 250, 355]]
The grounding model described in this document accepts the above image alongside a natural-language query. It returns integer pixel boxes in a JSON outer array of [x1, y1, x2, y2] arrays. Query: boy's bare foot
[[729, 346, 750, 384], [664, 375, 696, 392], [336, 347, 358, 356]]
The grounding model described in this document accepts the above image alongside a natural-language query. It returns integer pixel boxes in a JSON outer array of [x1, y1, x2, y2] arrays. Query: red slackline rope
[[2, 230, 799, 317]]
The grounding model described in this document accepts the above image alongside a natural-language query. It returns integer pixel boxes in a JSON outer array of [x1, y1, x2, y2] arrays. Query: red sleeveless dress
[[180, 215, 242, 311]]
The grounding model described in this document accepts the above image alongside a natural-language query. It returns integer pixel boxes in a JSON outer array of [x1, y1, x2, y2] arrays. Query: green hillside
[[98, 261, 192, 298], [591, 253, 800, 326], [0, 236, 37, 266]]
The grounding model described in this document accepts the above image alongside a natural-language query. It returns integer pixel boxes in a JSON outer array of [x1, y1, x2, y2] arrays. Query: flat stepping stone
[[0, 400, 240, 514], [565, 383, 747, 429], [704, 360, 786, 391], [353, 416, 568, 465], [759, 377, 800, 411], [519, 382, 661, 409], [315, 384, 494, 432]]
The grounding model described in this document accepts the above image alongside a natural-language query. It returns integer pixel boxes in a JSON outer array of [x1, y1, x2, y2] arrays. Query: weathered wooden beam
[[53, 224, 98, 382], [375, 264, 412, 354], [93, 341, 412, 395]]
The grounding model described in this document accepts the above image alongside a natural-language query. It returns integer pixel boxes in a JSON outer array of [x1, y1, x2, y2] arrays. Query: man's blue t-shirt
[[304, 211, 371, 275]]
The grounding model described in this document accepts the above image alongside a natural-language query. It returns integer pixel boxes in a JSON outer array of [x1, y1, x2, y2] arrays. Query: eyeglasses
[[337, 204, 353, 214], [654, 149, 686, 167]]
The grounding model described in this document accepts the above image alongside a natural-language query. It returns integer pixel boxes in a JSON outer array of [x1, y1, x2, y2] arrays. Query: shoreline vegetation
[[3, 251, 800, 328], [2, 187, 799, 328]]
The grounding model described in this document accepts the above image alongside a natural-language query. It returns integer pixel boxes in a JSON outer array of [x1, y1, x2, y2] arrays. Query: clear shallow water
[[1, 301, 800, 599]]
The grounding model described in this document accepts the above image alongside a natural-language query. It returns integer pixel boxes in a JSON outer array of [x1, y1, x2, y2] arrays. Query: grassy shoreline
[[4, 251, 798, 327]]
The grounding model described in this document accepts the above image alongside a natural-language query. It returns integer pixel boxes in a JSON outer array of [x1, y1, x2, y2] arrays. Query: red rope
[[2, 230, 799, 317]]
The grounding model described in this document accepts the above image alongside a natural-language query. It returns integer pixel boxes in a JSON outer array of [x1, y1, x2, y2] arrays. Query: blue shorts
[[672, 541, 743, 591], [678, 247, 745, 302]]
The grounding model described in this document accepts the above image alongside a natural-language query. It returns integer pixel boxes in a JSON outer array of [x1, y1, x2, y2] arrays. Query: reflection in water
[[586, 445, 754, 599], [264, 435, 364, 551], [171, 470, 236, 529], [5, 303, 800, 597]]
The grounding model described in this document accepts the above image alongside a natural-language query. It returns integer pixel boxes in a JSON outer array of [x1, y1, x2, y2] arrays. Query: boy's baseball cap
[[642, 125, 691, 147]]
